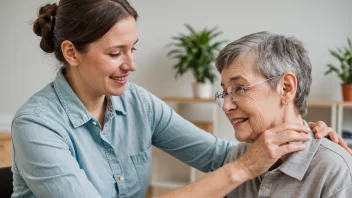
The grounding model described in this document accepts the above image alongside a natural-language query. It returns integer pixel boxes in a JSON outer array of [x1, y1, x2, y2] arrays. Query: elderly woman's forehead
[[221, 58, 256, 76]]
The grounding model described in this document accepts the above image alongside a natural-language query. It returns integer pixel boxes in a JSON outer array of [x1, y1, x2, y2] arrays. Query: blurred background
[[0, 0, 351, 197]]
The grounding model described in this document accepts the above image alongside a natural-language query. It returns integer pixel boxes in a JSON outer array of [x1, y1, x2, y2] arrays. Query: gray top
[[225, 121, 352, 198]]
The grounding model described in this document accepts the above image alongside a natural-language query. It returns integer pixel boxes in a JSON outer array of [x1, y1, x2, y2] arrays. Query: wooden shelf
[[162, 97, 215, 104], [340, 102, 352, 108], [192, 121, 213, 134], [307, 101, 338, 107], [0, 133, 12, 168], [307, 101, 352, 107], [0, 133, 11, 141]]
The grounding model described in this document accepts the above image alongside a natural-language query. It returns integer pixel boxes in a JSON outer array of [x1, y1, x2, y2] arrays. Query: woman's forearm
[[155, 124, 312, 198], [155, 161, 249, 198]]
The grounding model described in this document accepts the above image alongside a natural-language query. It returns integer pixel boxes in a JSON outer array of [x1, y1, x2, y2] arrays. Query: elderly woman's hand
[[308, 121, 352, 154], [235, 123, 310, 180]]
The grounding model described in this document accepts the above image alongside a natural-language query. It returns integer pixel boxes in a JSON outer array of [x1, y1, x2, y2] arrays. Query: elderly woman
[[216, 32, 352, 198]]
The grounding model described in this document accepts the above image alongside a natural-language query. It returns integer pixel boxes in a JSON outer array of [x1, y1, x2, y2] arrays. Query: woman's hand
[[308, 121, 352, 154], [235, 123, 310, 180]]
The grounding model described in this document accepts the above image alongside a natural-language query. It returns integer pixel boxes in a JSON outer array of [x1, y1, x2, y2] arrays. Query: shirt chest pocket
[[130, 147, 152, 193]]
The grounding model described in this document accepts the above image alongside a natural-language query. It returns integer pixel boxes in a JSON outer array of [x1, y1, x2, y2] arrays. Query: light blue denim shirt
[[11, 70, 234, 198]]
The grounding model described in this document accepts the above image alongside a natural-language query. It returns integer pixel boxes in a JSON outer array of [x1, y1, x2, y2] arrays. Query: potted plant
[[167, 24, 227, 98], [325, 38, 352, 101]]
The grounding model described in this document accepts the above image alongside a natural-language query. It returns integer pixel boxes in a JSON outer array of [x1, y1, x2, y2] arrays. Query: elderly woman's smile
[[231, 117, 249, 126]]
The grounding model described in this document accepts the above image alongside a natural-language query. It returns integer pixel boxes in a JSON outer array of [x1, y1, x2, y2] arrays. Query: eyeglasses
[[215, 75, 281, 107]]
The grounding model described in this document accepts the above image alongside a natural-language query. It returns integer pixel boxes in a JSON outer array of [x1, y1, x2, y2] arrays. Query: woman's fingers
[[327, 129, 339, 143], [337, 136, 352, 154], [277, 143, 306, 156], [270, 130, 310, 145], [309, 121, 352, 154], [261, 123, 310, 146], [269, 123, 309, 134], [309, 121, 335, 139]]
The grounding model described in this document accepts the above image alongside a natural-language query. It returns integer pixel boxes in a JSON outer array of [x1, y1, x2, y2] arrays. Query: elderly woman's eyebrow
[[230, 76, 248, 83], [220, 76, 248, 87]]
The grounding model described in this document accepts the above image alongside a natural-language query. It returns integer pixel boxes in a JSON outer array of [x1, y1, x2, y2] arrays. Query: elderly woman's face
[[221, 55, 282, 143]]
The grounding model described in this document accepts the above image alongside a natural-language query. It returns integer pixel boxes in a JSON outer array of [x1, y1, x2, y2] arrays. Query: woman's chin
[[235, 133, 250, 143], [107, 87, 126, 96]]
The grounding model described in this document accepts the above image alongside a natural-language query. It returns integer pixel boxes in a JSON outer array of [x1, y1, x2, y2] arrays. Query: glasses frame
[[215, 75, 281, 107]]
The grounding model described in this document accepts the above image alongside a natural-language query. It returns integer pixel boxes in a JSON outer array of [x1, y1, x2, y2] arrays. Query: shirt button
[[92, 121, 97, 125], [119, 176, 124, 181], [261, 185, 266, 191]]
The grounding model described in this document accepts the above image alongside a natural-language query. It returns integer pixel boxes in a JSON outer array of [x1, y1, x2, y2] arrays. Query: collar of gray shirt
[[277, 120, 322, 181]]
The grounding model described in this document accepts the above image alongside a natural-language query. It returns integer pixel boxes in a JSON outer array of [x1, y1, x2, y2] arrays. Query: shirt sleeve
[[136, 85, 236, 172], [330, 184, 352, 198], [11, 115, 102, 198]]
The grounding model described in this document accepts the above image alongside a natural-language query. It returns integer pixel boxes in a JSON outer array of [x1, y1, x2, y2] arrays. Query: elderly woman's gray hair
[[216, 31, 312, 116]]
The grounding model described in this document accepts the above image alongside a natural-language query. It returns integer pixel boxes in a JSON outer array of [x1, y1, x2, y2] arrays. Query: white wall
[[1, 0, 352, 133]]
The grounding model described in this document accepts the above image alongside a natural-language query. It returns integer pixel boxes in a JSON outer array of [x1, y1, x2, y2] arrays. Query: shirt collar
[[110, 95, 126, 115], [278, 120, 322, 181], [53, 70, 126, 128]]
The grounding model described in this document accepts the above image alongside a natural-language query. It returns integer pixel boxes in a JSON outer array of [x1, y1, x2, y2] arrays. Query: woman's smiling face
[[220, 54, 282, 143], [73, 16, 138, 97]]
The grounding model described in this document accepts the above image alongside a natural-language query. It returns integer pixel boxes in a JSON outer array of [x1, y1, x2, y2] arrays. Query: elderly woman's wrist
[[226, 160, 252, 185]]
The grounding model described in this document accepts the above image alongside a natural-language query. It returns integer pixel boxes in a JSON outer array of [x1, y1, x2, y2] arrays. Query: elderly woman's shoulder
[[313, 138, 352, 173], [224, 142, 251, 164]]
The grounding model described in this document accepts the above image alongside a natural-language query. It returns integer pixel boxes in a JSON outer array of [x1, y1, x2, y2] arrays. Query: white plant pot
[[192, 82, 212, 98]]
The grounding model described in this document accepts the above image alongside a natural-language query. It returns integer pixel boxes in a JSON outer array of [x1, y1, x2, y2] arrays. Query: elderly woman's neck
[[275, 105, 305, 163], [280, 104, 304, 126]]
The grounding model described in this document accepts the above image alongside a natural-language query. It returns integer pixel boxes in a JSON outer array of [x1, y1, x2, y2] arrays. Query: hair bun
[[33, 3, 58, 53]]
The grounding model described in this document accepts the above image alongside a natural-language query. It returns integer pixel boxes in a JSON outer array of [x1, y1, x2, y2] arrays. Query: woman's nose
[[222, 95, 237, 114], [122, 54, 136, 71]]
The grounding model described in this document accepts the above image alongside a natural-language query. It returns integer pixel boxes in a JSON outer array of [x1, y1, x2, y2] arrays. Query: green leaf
[[184, 24, 197, 37], [167, 49, 183, 57], [348, 38, 352, 51], [329, 50, 344, 62]]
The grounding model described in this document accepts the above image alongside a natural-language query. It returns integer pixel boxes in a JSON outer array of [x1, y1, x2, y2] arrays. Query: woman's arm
[[156, 124, 310, 198], [138, 84, 350, 173]]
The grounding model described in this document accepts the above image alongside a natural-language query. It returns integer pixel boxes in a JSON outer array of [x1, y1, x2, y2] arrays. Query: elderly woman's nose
[[222, 95, 237, 113]]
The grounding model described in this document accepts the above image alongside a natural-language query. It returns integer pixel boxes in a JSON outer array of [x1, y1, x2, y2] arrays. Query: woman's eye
[[234, 85, 245, 93], [132, 47, 137, 51], [109, 53, 121, 58]]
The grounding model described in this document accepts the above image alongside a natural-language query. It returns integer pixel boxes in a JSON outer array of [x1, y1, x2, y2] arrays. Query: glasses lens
[[233, 87, 245, 101], [215, 92, 224, 107]]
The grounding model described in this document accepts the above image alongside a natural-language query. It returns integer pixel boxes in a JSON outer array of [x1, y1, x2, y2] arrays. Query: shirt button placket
[[259, 184, 271, 198], [106, 147, 126, 196]]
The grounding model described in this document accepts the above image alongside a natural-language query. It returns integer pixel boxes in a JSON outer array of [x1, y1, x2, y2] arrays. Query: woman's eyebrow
[[230, 75, 247, 83], [106, 39, 139, 50]]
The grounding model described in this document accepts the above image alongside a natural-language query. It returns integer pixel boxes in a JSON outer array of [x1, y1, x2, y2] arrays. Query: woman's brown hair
[[33, 0, 138, 64]]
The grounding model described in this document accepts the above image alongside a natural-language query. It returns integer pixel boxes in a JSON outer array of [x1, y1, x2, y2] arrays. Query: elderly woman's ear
[[279, 72, 298, 105]]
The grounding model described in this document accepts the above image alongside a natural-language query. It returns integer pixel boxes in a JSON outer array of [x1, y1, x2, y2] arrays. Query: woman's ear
[[280, 72, 297, 105], [61, 40, 80, 67]]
